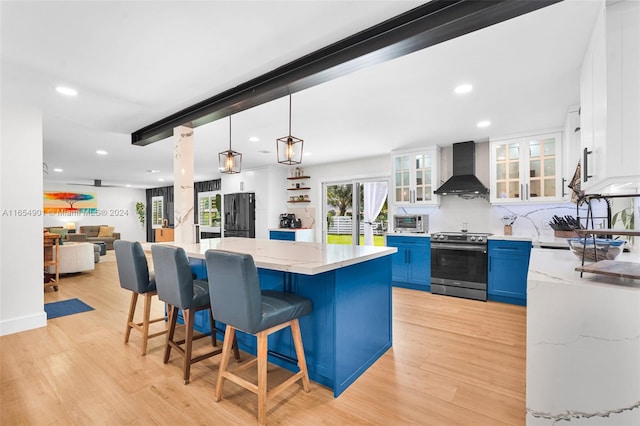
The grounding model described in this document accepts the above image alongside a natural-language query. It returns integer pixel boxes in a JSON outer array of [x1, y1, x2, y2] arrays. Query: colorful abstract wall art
[[43, 192, 97, 215]]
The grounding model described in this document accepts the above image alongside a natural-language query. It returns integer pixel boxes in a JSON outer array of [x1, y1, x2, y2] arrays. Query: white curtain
[[363, 181, 388, 246]]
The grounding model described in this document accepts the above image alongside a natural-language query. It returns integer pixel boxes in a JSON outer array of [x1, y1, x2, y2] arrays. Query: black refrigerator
[[224, 192, 256, 238]]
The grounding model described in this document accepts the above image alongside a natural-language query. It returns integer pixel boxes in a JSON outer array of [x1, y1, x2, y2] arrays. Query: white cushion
[[49, 242, 95, 274]]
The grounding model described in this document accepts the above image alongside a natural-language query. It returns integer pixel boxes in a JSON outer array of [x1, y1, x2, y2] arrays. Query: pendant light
[[277, 94, 303, 165], [218, 115, 242, 174]]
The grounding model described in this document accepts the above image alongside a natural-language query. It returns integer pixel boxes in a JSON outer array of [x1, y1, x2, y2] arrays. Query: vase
[[504, 225, 512, 236]]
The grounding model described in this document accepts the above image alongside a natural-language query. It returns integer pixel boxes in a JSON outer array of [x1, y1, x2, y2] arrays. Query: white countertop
[[145, 238, 396, 275], [526, 248, 640, 425]]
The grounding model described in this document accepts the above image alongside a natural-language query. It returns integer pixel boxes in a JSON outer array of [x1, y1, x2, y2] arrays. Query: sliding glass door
[[324, 182, 355, 245], [323, 179, 388, 246]]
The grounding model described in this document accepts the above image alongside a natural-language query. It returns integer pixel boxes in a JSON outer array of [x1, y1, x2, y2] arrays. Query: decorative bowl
[[567, 238, 626, 261]]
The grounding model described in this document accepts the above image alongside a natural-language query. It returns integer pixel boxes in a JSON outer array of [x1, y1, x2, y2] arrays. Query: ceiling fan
[[66, 179, 122, 188]]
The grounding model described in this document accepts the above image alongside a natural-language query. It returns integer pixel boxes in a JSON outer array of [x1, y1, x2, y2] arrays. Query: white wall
[[1, 104, 47, 335], [43, 184, 147, 242], [267, 166, 289, 233]]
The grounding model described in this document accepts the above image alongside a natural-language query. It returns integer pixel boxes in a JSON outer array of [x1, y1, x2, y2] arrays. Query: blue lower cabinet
[[269, 230, 295, 241], [186, 254, 392, 397], [172, 307, 214, 339], [386, 235, 430, 291], [487, 240, 532, 306], [189, 258, 207, 279]]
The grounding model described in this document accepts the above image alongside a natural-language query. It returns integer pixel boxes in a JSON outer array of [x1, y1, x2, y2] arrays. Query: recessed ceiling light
[[158, 178, 165, 182], [125, 184, 132, 187], [56, 86, 77, 96], [249, 136, 260, 142], [96, 150, 108, 155], [304, 152, 311, 156], [53, 168, 63, 172], [145, 169, 160, 173], [454, 84, 473, 94], [477, 120, 491, 128]]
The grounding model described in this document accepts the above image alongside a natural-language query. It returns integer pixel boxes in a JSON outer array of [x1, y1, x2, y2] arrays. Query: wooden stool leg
[[164, 305, 177, 364], [214, 326, 235, 402], [257, 331, 268, 426], [232, 334, 241, 361], [183, 308, 195, 385], [140, 292, 152, 355], [208, 308, 217, 347], [290, 319, 310, 392], [125, 292, 138, 343]]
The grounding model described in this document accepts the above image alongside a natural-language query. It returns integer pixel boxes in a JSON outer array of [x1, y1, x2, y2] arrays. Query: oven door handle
[[431, 243, 487, 252]]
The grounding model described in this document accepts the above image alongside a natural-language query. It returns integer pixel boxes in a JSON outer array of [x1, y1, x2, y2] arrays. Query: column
[[173, 125, 195, 243]]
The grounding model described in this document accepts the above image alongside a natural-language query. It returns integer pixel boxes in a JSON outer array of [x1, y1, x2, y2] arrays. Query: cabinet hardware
[[583, 147, 593, 182]]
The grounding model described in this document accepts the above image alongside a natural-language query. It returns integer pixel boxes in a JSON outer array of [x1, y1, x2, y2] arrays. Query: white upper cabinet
[[579, 0, 640, 193], [563, 106, 581, 201], [490, 132, 563, 204], [392, 147, 440, 206]]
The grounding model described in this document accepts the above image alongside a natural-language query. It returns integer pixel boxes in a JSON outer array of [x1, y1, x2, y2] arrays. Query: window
[[151, 196, 164, 229], [198, 191, 221, 231]]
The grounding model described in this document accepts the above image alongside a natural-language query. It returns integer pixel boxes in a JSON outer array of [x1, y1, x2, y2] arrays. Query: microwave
[[393, 214, 429, 233]]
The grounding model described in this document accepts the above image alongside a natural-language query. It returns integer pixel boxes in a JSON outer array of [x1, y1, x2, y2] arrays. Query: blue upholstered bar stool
[[205, 250, 312, 426], [151, 245, 230, 384], [114, 240, 167, 356]]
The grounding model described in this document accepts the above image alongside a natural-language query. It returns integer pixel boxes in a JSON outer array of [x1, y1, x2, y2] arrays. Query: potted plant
[[135, 202, 145, 227], [612, 206, 634, 230], [612, 205, 635, 248]]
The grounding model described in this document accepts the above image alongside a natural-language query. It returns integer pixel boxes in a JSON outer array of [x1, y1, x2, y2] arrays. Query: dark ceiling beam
[[132, 0, 561, 146]]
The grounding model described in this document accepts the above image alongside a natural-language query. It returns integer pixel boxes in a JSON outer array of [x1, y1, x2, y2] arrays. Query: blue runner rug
[[44, 298, 94, 319]]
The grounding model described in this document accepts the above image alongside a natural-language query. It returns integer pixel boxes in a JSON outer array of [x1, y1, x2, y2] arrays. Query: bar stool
[[151, 245, 237, 384], [114, 240, 167, 355], [205, 249, 312, 426]]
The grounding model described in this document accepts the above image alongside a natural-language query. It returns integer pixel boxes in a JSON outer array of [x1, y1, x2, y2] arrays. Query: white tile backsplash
[[394, 197, 606, 239]]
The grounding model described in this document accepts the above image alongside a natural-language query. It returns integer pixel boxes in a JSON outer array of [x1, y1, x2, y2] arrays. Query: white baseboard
[[0, 311, 47, 336]]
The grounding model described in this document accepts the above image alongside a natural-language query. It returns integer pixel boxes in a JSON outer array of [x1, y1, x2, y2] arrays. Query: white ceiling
[[1, 1, 601, 188]]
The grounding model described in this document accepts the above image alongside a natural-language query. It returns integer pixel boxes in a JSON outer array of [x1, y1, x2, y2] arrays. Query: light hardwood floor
[[1, 252, 526, 425]]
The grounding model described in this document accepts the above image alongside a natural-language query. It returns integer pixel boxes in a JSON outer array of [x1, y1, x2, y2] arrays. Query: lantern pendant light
[[218, 115, 242, 174], [277, 94, 303, 165]]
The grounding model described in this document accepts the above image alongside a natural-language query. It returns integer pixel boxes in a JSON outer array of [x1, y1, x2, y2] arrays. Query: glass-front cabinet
[[490, 132, 562, 204], [392, 147, 440, 205]]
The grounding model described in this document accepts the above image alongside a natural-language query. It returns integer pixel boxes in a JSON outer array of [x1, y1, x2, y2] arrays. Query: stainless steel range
[[430, 231, 491, 301]]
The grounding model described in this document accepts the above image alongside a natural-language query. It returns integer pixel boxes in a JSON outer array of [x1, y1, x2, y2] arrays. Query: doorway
[[323, 179, 389, 246]]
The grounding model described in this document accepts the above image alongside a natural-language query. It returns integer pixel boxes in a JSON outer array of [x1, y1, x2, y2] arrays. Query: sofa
[[68, 225, 121, 250]]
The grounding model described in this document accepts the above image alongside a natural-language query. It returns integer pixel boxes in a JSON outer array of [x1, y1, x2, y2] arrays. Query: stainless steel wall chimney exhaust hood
[[434, 141, 489, 196]]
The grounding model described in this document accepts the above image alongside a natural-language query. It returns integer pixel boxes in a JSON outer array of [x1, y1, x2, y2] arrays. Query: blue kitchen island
[[149, 238, 396, 397]]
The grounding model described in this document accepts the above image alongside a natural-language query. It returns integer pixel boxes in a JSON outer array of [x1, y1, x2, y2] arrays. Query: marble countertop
[[269, 228, 313, 232], [384, 232, 431, 238], [531, 236, 576, 249], [146, 238, 396, 275], [526, 248, 640, 425]]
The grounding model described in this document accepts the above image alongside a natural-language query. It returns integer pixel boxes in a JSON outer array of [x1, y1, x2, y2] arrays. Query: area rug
[[44, 298, 94, 319]]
